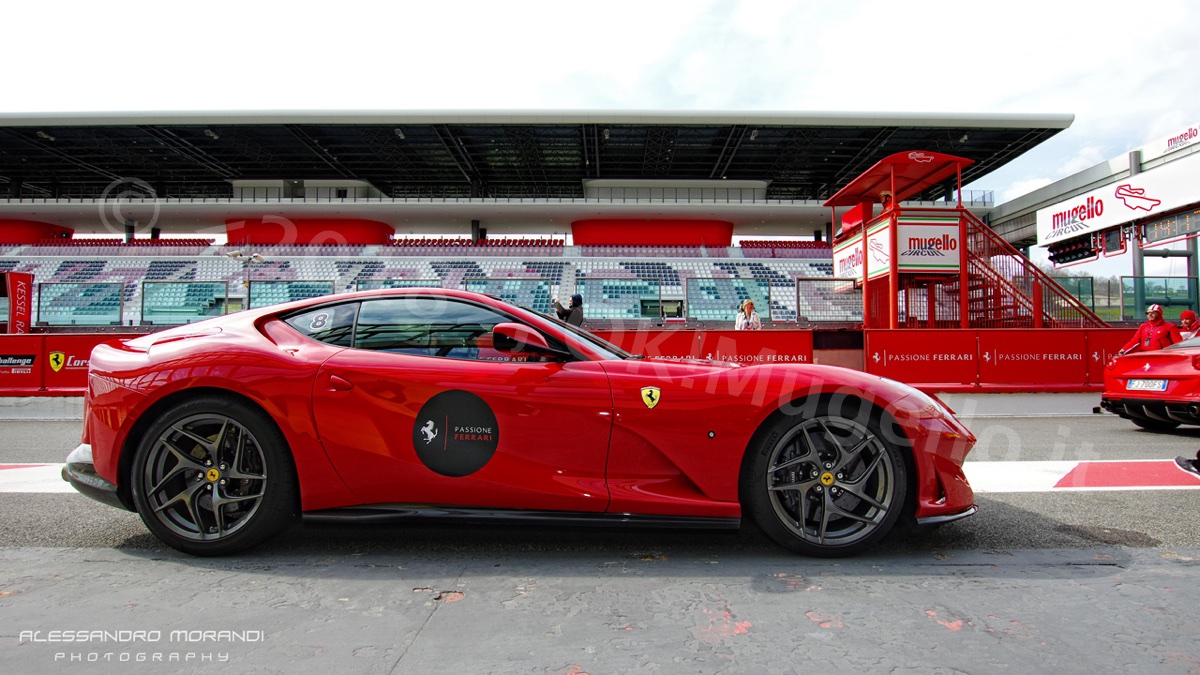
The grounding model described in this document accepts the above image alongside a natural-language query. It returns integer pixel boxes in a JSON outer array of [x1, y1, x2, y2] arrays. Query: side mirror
[[492, 322, 560, 355]]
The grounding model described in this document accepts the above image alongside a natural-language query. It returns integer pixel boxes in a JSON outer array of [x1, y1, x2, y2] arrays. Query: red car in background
[[1102, 337, 1200, 430], [63, 288, 977, 557]]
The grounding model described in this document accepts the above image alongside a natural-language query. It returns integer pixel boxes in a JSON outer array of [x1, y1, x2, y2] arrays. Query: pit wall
[[0, 329, 1133, 396]]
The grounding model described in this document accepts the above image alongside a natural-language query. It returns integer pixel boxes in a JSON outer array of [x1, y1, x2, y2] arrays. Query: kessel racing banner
[[5, 272, 33, 334]]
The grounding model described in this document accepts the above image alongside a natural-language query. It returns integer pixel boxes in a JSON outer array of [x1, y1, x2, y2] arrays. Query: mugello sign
[[1036, 148, 1200, 246], [895, 217, 960, 273], [834, 218, 961, 280], [833, 221, 890, 282]]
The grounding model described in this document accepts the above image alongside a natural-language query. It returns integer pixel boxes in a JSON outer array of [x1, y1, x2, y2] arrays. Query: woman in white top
[[735, 299, 761, 330]]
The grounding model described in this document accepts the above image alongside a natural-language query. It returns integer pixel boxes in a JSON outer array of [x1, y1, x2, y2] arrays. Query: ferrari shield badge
[[640, 386, 661, 409], [49, 351, 65, 373]]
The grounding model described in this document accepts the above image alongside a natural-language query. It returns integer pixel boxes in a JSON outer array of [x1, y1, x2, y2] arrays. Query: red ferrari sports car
[[1101, 338, 1200, 430], [63, 288, 977, 557]]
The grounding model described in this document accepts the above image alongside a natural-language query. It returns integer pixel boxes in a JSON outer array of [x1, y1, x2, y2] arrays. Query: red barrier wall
[[571, 219, 734, 246], [865, 328, 1131, 391], [0, 219, 72, 243], [592, 329, 814, 364], [0, 333, 135, 395], [0, 328, 1134, 396], [226, 218, 393, 245]]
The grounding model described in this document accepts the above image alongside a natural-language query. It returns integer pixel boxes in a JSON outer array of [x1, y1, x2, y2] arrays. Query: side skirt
[[304, 505, 741, 530]]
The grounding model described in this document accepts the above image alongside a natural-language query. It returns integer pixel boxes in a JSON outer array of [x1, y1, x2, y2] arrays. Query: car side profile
[[64, 288, 977, 557]]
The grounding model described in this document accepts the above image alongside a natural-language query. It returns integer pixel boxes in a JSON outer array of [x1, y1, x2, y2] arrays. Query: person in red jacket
[[1179, 309, 1198, 340], [1118, 304, 1183, 355]]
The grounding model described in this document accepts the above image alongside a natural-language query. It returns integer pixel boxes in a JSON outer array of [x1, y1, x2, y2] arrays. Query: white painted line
[[0, 463, 76, 493], [963, 461, 1078, 493]]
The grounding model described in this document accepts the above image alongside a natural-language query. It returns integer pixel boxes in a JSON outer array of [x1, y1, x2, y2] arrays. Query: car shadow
[[105, 495, 1153, 580]]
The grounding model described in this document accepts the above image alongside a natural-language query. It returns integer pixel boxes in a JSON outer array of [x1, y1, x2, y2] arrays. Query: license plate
[[1127, 379, 1168, 391]]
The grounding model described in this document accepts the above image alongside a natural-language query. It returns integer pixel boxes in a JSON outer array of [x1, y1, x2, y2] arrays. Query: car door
[[309, 296, 614, 512]]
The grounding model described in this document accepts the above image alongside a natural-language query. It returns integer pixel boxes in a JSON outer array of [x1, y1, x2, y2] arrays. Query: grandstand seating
[[1, 241, 852, 326], [739, 240, 832, 259]]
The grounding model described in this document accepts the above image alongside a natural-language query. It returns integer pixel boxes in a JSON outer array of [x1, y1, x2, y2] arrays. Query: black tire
[[130, 396, 299, 556], [741, 401, 907, 557], [1130, 417, 1180, 432]]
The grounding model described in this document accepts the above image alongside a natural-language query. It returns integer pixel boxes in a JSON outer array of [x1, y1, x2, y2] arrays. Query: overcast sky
[[4, 0, 1198, 275]]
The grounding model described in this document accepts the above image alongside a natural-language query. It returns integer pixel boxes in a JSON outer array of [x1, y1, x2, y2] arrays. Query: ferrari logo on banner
[[49, 352, 65, 373], [640, 387, 661, 409]]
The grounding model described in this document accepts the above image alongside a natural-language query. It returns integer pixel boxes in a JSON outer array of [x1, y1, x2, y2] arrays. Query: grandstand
[[0, 240, 842, 327], [0, 110, 1075, 329]]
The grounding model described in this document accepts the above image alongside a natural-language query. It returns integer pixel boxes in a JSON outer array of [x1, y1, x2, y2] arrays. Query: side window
[[354, 297, 515, 360], [284, 303, 358, 347]]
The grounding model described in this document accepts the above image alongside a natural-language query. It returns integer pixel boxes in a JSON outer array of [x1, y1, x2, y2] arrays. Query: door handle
[[327, 375, 354, 392]]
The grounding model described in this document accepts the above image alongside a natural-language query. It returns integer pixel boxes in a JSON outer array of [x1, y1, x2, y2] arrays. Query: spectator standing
[[735, 299, 761, 331], [554, 294, 584, 327], [1119, 304, 1183, 355]]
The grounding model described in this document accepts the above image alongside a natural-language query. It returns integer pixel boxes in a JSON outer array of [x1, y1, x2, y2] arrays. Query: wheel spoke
[[768, 476, 820, 493], [843, 448, 884, 486], [825, 496, 878, 526], [838, 483, 888, 511], [152, 480, 206, 525], [835, 435, 875, 473], [172, 424, 218, 458]]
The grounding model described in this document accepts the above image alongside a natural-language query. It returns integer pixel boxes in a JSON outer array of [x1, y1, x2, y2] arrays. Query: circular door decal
[[412, 390, 500, 477]]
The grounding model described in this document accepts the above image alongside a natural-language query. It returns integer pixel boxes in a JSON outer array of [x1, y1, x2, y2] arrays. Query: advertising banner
[[1087, 328, 1138, 386], [695, 330, 814, 365], [864, 330, 978, 385], [591, 329, 701, 359], [5, 272, 33, 334], [895, 217, 960, 273], [1036, 149, 1200, 246], [590, 329, 814, 364], [832, 232, 864, 282], [0, 335, 43, 391], [0, 333, 135, 394], [865, 222, 892, 280], [977, 330, 1088, 385], [42, 334, 112, 390]]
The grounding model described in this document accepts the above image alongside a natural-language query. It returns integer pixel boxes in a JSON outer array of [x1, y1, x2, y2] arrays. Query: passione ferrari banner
[[0, 328, 1135, 395], [865, 328, 1131, 390], [590, 329, 815, 365]]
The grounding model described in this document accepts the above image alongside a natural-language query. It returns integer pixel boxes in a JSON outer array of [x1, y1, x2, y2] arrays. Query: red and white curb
[[964, 459, 1200, 492], [3, 460, 1199, 495], [0, 464, 77, 493]]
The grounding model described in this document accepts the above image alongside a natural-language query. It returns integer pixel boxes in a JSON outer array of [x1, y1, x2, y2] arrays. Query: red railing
[[961, 208, 1106, 328], [881, 208, 1107, 329]]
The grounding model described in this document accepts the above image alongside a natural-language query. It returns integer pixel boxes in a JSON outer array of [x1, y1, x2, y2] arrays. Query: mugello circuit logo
[[1049, 184, 1164, 238], [868, 238, 889, 265], [412, 390, 499, 477], [901, 234, 957, 257]]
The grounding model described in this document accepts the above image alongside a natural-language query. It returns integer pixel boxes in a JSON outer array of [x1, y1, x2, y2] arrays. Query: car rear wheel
[[742, 403, 907, 557], [130, 397, 298, 556], [1130, 416, 1180, 432]]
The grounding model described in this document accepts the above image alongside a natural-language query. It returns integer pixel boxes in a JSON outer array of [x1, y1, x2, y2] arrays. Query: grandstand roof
[[1, 110, 1070, 201], [0, 110, 1072, 238]]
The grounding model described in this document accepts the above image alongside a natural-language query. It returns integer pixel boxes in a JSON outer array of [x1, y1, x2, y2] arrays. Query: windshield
[[506, 302, 632, 360], [1165, 336, 1200, 350]]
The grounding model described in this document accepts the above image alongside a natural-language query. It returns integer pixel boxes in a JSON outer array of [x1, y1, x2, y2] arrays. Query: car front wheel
[[742, 404, 907, 557], [130, 397, 298, 556]]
